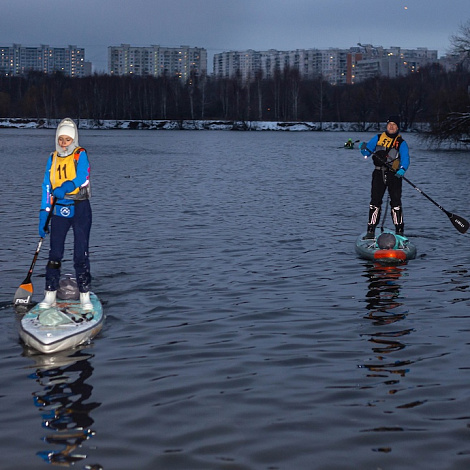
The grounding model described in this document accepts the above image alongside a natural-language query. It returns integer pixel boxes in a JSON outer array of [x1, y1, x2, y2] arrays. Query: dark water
[[1, 129, 470, 470]]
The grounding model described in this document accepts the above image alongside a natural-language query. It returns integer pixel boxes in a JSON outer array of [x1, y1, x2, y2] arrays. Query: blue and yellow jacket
[[40, 147, 91, 211]]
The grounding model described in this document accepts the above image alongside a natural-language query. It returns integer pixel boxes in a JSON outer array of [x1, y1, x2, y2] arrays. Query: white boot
[[80, 292, 93, 311], [38, 290, 57, 308]]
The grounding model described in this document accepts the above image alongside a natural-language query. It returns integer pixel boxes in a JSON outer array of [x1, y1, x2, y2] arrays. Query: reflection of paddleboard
[[19, 293, 104, 354], [23, 347, 94, 370], [355, 229, 417, 264]]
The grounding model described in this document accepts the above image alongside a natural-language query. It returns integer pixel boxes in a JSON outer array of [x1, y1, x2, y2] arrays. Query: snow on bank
[[0, 118, 427, 132]]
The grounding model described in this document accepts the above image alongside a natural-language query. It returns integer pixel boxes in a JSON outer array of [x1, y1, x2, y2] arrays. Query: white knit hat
[[55, 118, 79, 155], [58, 123, 76, 140]]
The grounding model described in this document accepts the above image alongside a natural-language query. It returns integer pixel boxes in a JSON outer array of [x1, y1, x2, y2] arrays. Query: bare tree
[[199, 72, 208, 120], [450, 19, 470, 66], [255, 70, 263, 121], [423, 111, 470, 147]]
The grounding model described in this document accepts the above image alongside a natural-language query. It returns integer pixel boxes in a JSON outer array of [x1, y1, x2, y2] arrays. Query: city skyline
[[2, 42, 445, 82], [1, 0, 468, 73]]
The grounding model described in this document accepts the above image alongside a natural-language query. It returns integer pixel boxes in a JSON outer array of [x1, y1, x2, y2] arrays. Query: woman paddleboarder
[[38, 118, 93, 310]]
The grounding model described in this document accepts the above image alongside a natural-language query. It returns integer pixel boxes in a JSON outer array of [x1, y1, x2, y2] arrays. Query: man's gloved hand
[[372, 150, 388, 166], [39, 210, 49, 238], [395, 168, 406, 178], [53, 181, 75, 199], [359, 142, 371, 157]]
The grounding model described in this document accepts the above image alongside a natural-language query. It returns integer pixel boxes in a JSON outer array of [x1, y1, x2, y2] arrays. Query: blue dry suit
[[40, 118, 92, 293]]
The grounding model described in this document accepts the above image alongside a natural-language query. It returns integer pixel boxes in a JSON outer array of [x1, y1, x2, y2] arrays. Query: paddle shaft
[[20, 199, 56, 285], [14, 200, 57, 305], [22, 238, 44, 284], [380, 195, 389, 232], [402, 174, 450, 214]]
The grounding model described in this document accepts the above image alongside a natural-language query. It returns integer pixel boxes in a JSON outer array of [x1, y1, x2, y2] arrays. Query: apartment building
[[108, 44, 207, 81], [348, 45, 439, 83], [215, 48, 353, 85], [0, 44, 87, 77], [214, 46, 439, 85]]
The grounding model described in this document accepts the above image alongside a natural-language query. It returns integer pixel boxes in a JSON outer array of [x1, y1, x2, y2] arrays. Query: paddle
[[380, 195, 389, 233], [363, 145, 469, 234], [400, 175, 469, 233], [14, 199, 56, 307]]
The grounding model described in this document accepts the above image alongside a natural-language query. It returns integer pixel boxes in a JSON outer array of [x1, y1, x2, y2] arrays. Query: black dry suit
[[367, 131, 406, 235]]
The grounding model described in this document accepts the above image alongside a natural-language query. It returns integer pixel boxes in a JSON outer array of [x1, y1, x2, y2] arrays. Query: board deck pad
[[19, 292, 104, 354]]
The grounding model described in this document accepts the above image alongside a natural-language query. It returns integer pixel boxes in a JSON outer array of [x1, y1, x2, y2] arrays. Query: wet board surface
[[19, 292, 104, 354]]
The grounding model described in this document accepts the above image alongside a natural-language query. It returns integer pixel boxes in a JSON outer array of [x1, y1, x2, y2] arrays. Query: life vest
[[375, 132, 403, 170], [50, 147, 90, 200]]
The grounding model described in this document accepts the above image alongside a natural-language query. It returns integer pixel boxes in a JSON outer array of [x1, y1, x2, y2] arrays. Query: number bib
[[50, 151, 81, 196]]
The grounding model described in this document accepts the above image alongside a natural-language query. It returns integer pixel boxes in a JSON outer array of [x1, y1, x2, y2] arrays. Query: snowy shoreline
[[0, 118, 428, 132]]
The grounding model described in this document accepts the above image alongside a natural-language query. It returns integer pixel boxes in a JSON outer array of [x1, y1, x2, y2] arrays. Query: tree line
[[0, 65, 469, 133]]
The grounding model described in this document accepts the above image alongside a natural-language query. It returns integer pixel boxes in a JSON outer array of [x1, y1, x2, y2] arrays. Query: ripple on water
[[2, 131, 470, 469]]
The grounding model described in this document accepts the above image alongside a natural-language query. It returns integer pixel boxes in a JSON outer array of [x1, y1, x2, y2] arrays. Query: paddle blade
[[449, 213, 469, 234], [14, 282, 34, 306]]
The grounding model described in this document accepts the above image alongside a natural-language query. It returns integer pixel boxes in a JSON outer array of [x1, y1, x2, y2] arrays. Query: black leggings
[[370, 169, 403, 207]]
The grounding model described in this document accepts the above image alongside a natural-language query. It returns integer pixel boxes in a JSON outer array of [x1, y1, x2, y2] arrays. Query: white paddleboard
[[19, 293, 104, 354]]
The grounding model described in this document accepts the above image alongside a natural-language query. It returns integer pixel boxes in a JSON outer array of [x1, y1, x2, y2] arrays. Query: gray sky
[[1, 0, 468, 72]]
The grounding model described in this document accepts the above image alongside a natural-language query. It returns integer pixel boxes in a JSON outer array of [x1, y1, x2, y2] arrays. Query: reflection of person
[[359, 116, 410, 239], [344, 138, 354, 149], [38, 118, 93, 310], [362, 264, 410, 377], [32, 353, 101, 466]]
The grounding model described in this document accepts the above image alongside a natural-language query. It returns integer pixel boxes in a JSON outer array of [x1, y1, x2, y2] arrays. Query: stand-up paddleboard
[[19, 292, 104, 354], [355, 229, 417, 264]]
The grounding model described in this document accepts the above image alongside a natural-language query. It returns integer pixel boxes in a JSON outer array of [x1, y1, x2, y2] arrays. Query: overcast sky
[[1, 0, 468, 72]]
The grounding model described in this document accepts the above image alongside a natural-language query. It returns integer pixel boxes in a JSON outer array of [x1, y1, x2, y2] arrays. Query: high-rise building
[[438, 52, 468, 72], [108, 44, 207, 81], [214, 46, 439, 85], [214, 48, 349, 85], [0, 44, 87, 77], [348, 45, 439, 83]]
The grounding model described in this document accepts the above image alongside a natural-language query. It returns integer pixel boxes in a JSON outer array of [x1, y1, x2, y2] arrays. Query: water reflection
[[360, 263, 414, 378], [25, 348, 102, 467]]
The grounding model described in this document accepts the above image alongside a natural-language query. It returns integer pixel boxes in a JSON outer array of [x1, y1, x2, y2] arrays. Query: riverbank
[[0, 118, 429, 132]]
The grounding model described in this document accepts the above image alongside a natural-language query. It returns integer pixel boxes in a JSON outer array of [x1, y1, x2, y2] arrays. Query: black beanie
[[387, 115, 400, 128]]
